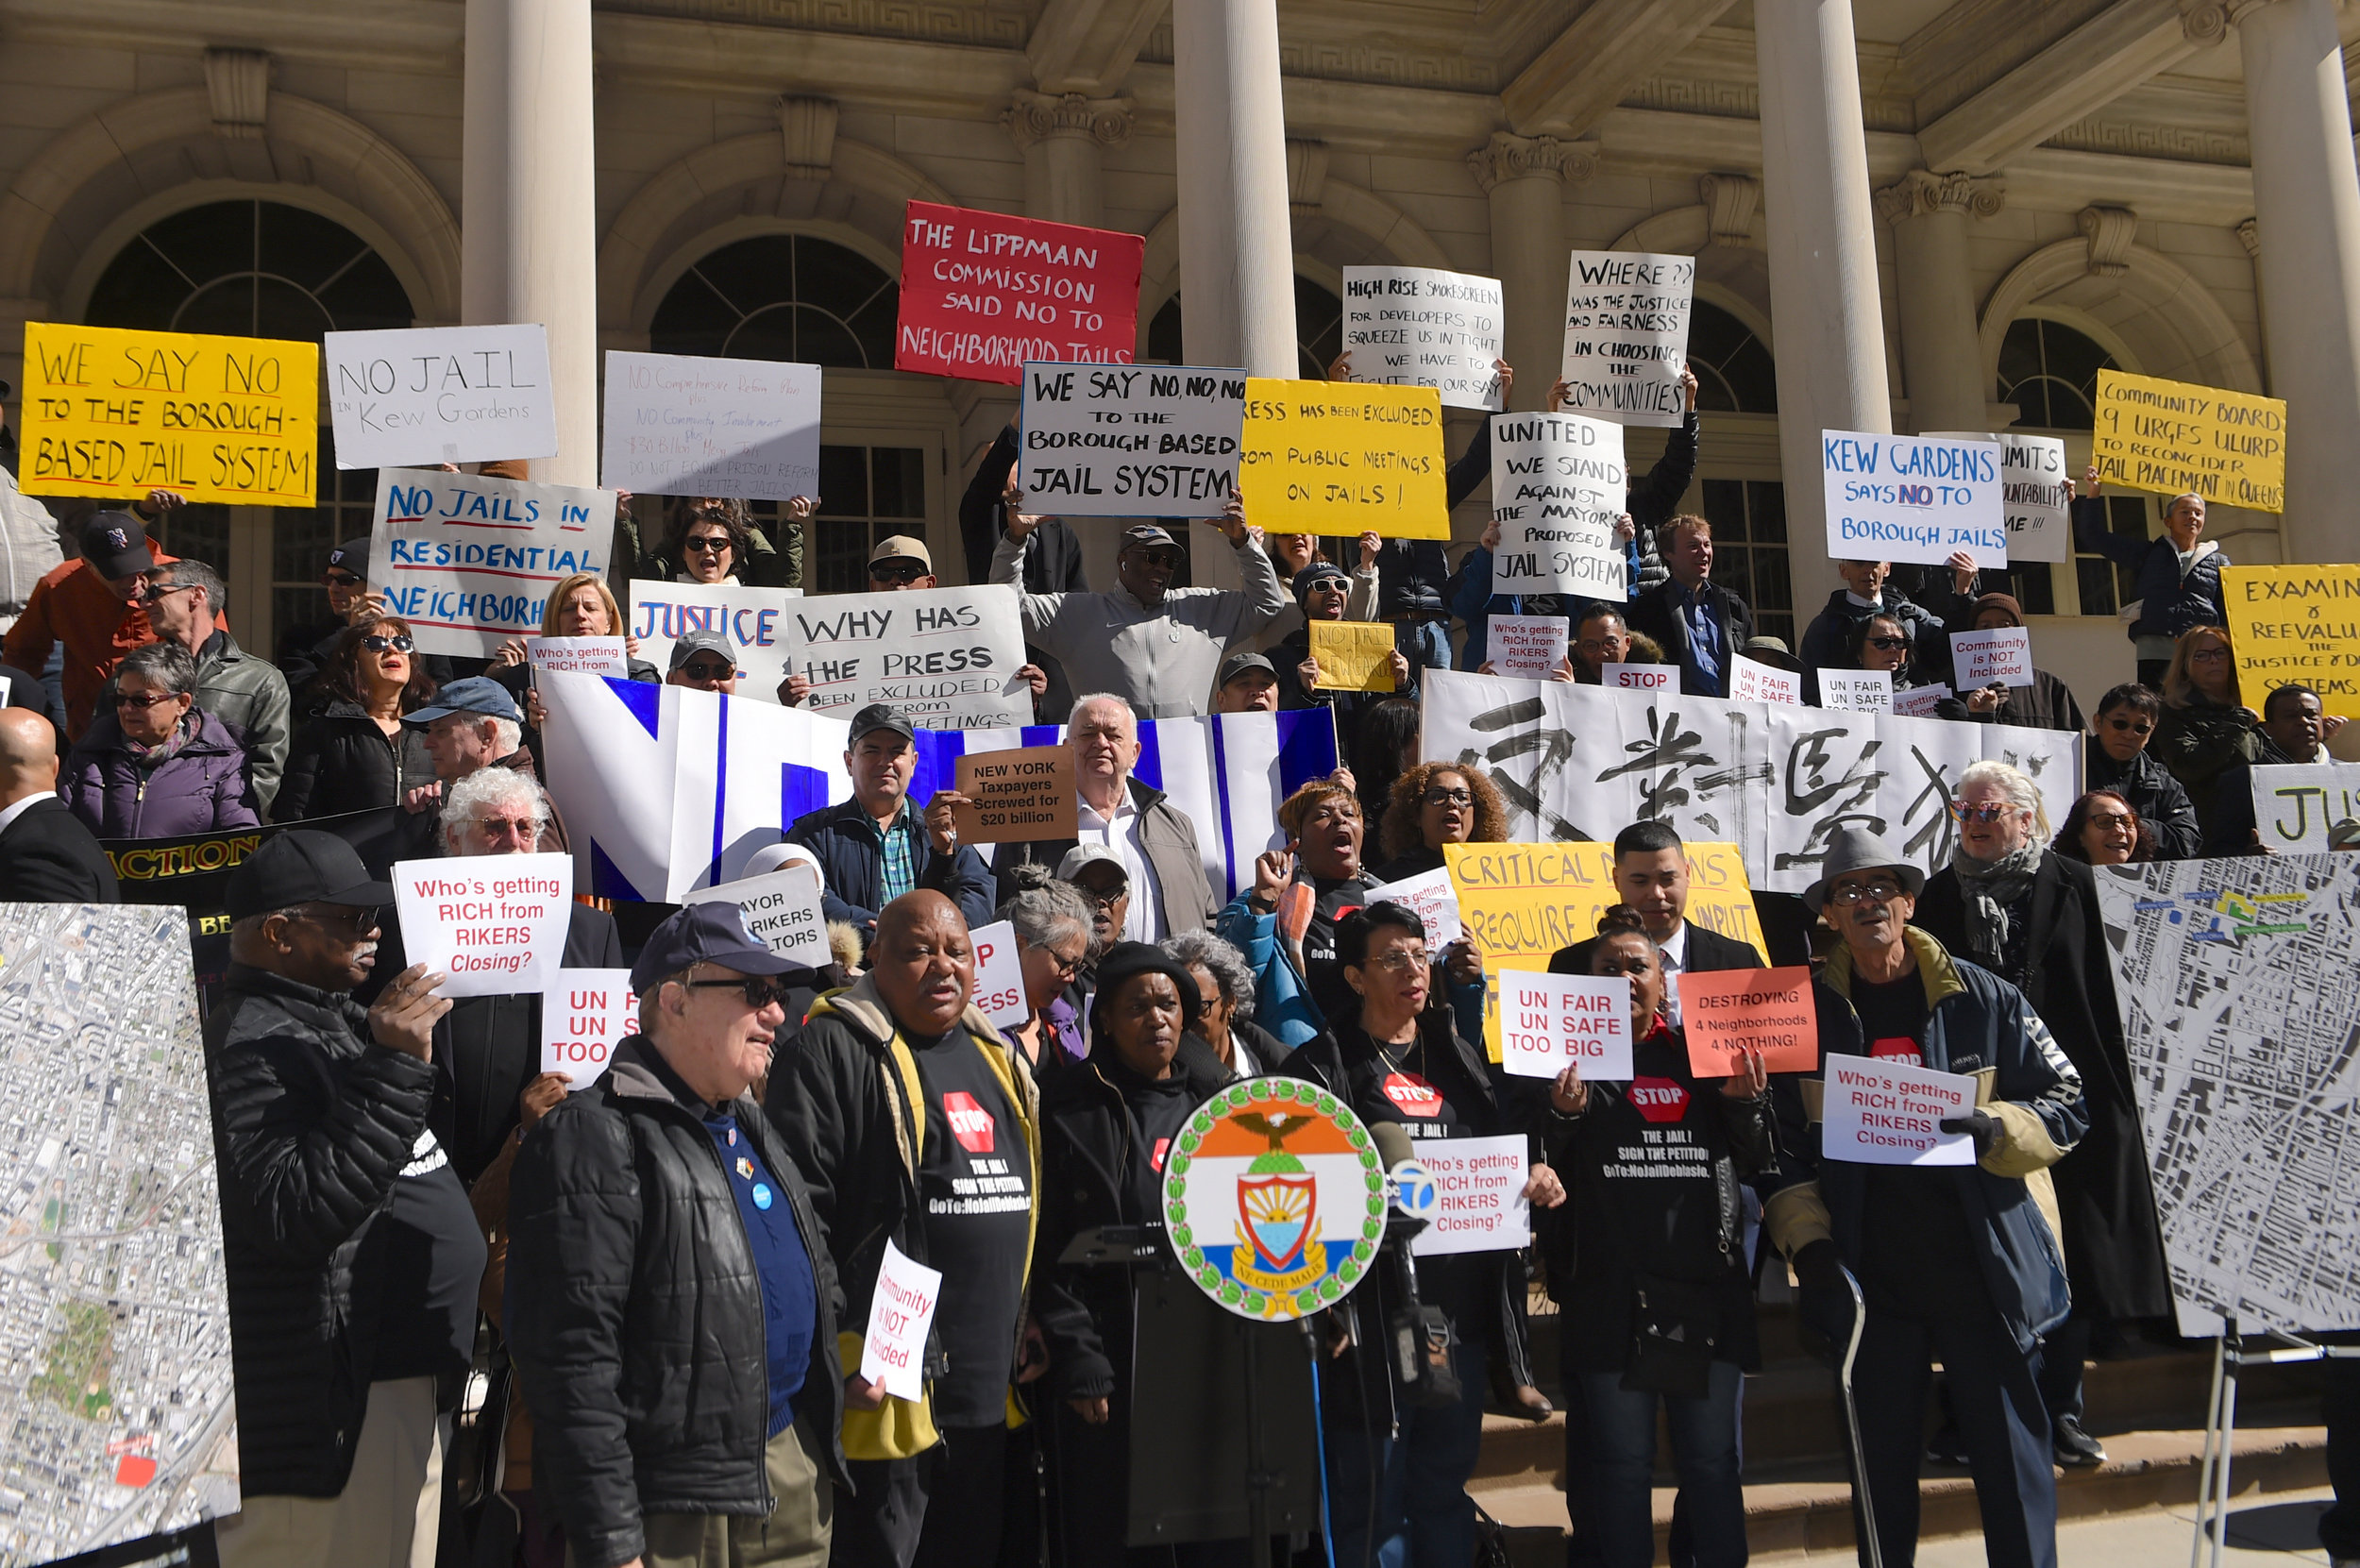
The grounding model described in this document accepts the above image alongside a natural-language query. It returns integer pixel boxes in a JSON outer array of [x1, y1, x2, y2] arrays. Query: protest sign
[[600, 351, 821, 500], [1818, 669, 1893, 713], [631, 580, 795, 699], [1950, 626, 2034, 687], [1894, 683, 1951, 718], [1558, 251, 1695, 428], [1487, 412, 1627, 599], [1239, 379, 1449, 538], [1821, 1056, 1977, 1167], [373, 471, 613, 657], [1498, 969, 1632, 1081], [21, 320, 316, 505], [528, 636, 628, 679], [952, 745, 1077, 843], [1408, 1135, 1531, 1257], [1677, 966, 1817, 1077], [1728, 655, 1800, 706], [1363, 866, 1461, 948], [2092, 368, 2284, 512], [895, 200, 1142, 384], [681, 869, 832, 969], [1602, 663, 1674, 692], [1309, 621, 1397, 691], [2222, 565, 2360, 718], [1822, 430, 2006, 568], [1924, 431, 2072, 563], [392, 851, 574, 998], [779, 584, 1030, 729], [540, 969, 636, 1087], [324, 324, 555, 469], [1017, 362, 1244, 515], [861, 1240, 944, 1399], [2247, 762, 2360, 852], [969, 919, 1031, 1033], [1340, 265, 1506, 411], [1490, 614, 1568, 680]]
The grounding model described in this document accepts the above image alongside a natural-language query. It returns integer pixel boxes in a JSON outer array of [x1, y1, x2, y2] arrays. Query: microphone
[[1371, 1121, 1417, 1172]]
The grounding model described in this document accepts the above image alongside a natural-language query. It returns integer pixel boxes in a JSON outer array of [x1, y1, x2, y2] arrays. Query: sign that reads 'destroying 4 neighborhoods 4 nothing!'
[[895, 200, 1144, 385], [1017, 362, 1245, 515], [1821, 430, 2006, 569], [372, 470, 614, 657]]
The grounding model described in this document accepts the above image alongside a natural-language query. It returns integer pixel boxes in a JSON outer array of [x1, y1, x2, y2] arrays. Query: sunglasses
[[296, 903, 382, 935], [2103, 717, 2154, 733], [868, 561, 925, 583], [110, 690, 185, 710], [136, 581, 197, 604], [1134, 550, 1184, 571], [322, 571, 362, 588], [1074, 883, 1127, 907], [361, 633, 414, 654], [2086, 813, 2136, 832], [682, 974, 794, 1011], [1864, 635, 1909, 652], [1952, 802, 2018, 824], [685, 536, 732, 554], [679, 660, 735, 681], [1826, 879, 1904, 906]]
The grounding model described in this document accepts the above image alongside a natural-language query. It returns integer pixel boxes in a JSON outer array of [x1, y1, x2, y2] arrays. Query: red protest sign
[[895, 200, 1143, 384], [1677, 965, 1819, 1077]]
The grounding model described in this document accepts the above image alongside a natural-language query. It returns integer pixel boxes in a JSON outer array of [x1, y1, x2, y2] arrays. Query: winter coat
[[2070, 497, 2228, 643], [2150, 696, 2263, 829], [506, 1037, 845, 1568], [2085, 746, 2203, 861], [988, 778, 1216, 937], [190, 632, 292, 813], [787, 797, 998, 942], [1938, 667, 2087, 733], [204, 961, 444, 1496], [274, 699, 436, 822], [63, 709, 260, 837], [2201, 734, 2313, 856], [1795, 589, 1957, 702], [1626, 577, 1756, 699]]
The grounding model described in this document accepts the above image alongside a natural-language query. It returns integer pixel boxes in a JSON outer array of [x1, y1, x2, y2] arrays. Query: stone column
[[2239, 0, 2360, 558], [1878, 169, 2005, 436], [462, 0, 599, 486], [1170, 0, 1298, 379], [1468, 133, 1587, 411], [1755, 0, 1892, 606], [1004, 91, 1134, 228]]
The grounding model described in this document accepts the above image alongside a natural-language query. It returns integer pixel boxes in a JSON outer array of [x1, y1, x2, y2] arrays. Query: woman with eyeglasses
[[1160, 927, 1285, 1074], [2149, 625, 2262, 825], [273, 615, 438, 822], [2082, 683, 2200, 859], [62, 639, 259, 836], [634, 496, 812, 588], [1216, 777, 1380, 1047], [2053, 790, 2154, 866], [1000, 882, 1094, 1076]]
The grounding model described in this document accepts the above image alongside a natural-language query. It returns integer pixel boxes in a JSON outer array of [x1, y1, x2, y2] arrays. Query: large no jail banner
[[537, 672, 1338, 902]]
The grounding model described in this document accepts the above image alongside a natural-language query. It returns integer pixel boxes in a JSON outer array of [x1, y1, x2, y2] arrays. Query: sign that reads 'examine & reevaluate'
[[2092, 369, 2284, 513], [1822, 430, 2006, 568], [1017, 362, 1244, 515], [1488, 412, 1627, 599], [1340, 265, 1505, 411], [895, 200, 1142, 385], [2222, 565, 2360, 718], [1239, 379, 1449, 538], [324, 324, 556, 470], [373, 471, 614, 657], [393, 851, 575, 999], [952, 745, 1076, 844], [1558, 250, 1694, 428]]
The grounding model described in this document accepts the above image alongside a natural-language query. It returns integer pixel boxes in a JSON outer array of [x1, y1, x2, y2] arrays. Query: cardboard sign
[[1238, 379, 1450, 538], [1498, 969, 1633, 1081], [1822, 430, 2006, 568], [1487, 412, 1627, 599], [1362, 866, 1462, 949], [1558, 251, 1695, 428], [1490, 614, 1568, 680], [1817, 668, 1892, 713], [373, 471, 614, 657], [1821, 1055, 1977, 1167], [540, 968, 637, 1087], [681, 868, 832, 970], [600, 350, 821, 501], [2092, 368, 2285, 513], [527, 636, 628, 679], [1308, 621, 1397, 691], [1893, 683, 1951, 718], [1602, 663, 1673, 692], [2247, 761, 2360, 852], [1950, 626, 2034, 688], [1408, 1135, 1531, 1256], [1728, 655, 1799, 705], [860, 1240, 944, 1399], [21, 320, 316, 505], [2222, 565, 2360, 719], [324, 324, 556, 469], [393, 851, 575, 998], [895, 200, 1143, 384], [631, 580, 795, 700], [1677, 966, 1818, 1077], [969, 919, 1031, 1032], [779, 584, 1031, 729], [1340, 265, 1506, 411], [952, 745, 1077, 843], [1924, 430, 2072, 563], [1017, 362, 1244, 515]]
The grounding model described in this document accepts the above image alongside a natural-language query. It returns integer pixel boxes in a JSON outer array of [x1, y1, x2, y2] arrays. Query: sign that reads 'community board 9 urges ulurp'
[[1239, 379, 1449, 538], [1018, 362, 1245, 515], [20, 321, 317, 506], [1821, 430, 2005, 569], [372, 471, 614, 657], [2093, 369, 2285, 513], [895, 200, 1143, 385]]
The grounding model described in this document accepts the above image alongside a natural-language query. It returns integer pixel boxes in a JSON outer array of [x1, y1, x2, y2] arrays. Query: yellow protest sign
[[19, 321, 318, 506], [2091, 368, 2284, 514], [1443, 839, 1763, 1060], [1307, 620, 1397, 692], [2222, 565, 2360, 717], [1239, 378, 1448, 538]]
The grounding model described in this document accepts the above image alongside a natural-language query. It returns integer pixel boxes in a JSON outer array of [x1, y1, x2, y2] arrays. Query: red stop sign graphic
[[1383, 1072, 1443, 1118], [1628, 1075, 1691, 1124], [944, 1090, 996, 1153]]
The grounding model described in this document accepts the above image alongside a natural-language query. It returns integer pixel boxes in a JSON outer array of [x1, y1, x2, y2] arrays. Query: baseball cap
[[1219, 651, 1277, 688], [225, 830, 396, 919], [630, 902, 801, 993], [847, 702, 916, 744], [868, 535, 932, 572], [1121, 524, 1179, 553], [76, 513, 154, 580], [667, 629, 737, 672], [1056, 843, 1130, 884], [324, 538, 371, 577], [402, 675, 523, 728]]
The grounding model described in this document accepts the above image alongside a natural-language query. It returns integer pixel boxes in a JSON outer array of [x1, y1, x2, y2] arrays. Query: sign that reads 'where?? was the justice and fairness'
[[324, 324, 556, 470], [1487, 412, 1627, 599], [2092, 368, 2285, 513], [371, 470, 615, 657], [1558, 250, 1695, 428], [1017, 362, 1245, 515], [1340, 264, 1506, 412], [894, 200, 1143, 385], [1239, 379, 1450, 538], [1821, 430, 2006, 568]]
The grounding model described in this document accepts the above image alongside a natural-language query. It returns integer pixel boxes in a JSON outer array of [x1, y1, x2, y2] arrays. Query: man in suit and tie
[[0, 707, 118, 902], [1549, 819, 1762, 1017]]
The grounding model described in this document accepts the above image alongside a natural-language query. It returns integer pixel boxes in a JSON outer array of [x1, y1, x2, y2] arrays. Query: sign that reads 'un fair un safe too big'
[[393, 851, 575, 999], [599, 351, 821, 502], [372, 471, 615, 657], [1498, 969, 1633, 1081], [1821, 430, 2006, 569], [1017, 362, 1245, 515], [1489, 412, 1627, 599], [323, 324, 557, 470], [1340, 265, 1506, 412], [895, 200, 1144, 385], [540, 969, 636, 1087]]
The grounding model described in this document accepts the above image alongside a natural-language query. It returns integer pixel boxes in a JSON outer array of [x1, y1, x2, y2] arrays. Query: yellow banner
[[1307, 620, 1397, 691], [19, 321, 318, 506], [2090, 368, 2284, 514], [2221, 565, 2360, 717], [1239, 378, 1448, 538], [1443, 839, 1763, 1060]]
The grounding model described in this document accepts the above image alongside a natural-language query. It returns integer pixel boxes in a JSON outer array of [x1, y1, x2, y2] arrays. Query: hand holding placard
[[861, 1241, 945, 1401], [1498, 969, 1632, 1080]]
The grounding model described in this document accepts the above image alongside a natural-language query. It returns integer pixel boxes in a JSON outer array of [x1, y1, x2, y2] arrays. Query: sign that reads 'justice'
[[895, 200, 1143, 385], [1017, 362, 1245, 515]]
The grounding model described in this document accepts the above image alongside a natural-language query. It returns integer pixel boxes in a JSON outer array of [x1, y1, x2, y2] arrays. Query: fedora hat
[[1801, 825, 1925, 914]]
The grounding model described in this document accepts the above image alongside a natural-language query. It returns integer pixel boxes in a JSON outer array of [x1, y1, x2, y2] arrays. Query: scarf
[[123, 716, 194, 772], [1950, 838, 2044, 961]]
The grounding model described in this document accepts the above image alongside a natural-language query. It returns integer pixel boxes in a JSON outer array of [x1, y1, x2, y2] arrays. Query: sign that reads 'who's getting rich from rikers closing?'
[[1017, 362, 1245, 515]]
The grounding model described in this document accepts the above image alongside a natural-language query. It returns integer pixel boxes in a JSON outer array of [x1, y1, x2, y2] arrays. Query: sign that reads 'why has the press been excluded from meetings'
[[969, 920, 1031, 1034], [324, 324, 556, 470], [1017, 362, 1244, 516], [1488, 412, 1627, 599], [1822, 430, 2006, 569], [1558, 251, 1695, 428], [895, 200, 1142, 385], [373, 470, 613, 658], [779, 584, 1030, 730], [1340, 265, 1506, 412]]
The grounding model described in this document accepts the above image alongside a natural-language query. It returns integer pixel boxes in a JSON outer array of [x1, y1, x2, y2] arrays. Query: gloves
[[1792, 1239, 1859, 1366], [1939, 1110, 2000, 1157]]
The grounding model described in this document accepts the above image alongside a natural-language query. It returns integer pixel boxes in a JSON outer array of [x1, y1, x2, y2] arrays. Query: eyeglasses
[[1423, 788, 1473, 807], [868, 561, 925, 583], [1074, 883, 1127, 908], [472, 815, 538, 839], [2189, 646, 2230, 664], [296, 903, 381, 935], [1134, 550, 1184, 571], [685, 536, 732, 554], [679, 660, 735, 682], [110, 690, 185, 709], [136, 581, 197, 604], [2085, 813, 2136, 832], [322, 571, 362, 589], [681, 974, 793, 1011], [1040, 947, 1086, 979], [1864, 635, 1909, 652], [1952, 802, 2019, 824], [1826, 878, 1904, 906], [1359, 949, 1431, 973], [360, 633, 414, 654]]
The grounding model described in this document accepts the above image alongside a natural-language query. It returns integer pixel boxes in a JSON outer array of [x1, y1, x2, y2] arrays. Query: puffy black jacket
[[204, 962, 441, 1496], [274, 699, 435, 823], [2084, 746, 2202, 860], [1795, 588, 1962, 701], [507, 1037, 846, 1568]]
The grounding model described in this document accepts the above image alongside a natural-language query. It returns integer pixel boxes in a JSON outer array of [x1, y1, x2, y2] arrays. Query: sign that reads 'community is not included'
[[2092, 368, 2284, 513], [394, 851, 575, 999], [1017, 362, 1245, 515], [372, 471, 614, 657], [1822, 430, 2006, 568], [1488, 412, 1627, 599], [1559, 250, 1695, 428], [1340, 265, 1506, 411], [599, 351, 821, 501], [895, 200, 1142, 384], [2222, 564, 2360, 718], [1239, 379, 1449, 538], [324, 324, 556, 470]]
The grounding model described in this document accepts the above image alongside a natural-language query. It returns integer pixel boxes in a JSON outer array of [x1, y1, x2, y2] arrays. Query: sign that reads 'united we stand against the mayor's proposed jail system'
[[779, 583, 1031, 730], [1488, 412, 1627, 599], [1558, 251, 1695, 428], [1340, 265, 1506, 411], [372, 470, 614, 657], [324, 323, 556, 470], [895, 200, 1143, 385], [1018, 362, 1245, 515], [1821, 430, 2006, 569]]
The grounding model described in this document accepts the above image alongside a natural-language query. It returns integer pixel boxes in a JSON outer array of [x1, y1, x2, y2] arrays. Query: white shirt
[[0, 790, 52, 835], [1077, 788, 1166, 941], [1659, 920, 1692, 1026]]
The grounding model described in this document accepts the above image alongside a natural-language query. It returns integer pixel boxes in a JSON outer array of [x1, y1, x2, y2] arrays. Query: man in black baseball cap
[[666, 627, 740, 695], [1213, 650, 1279, 714]]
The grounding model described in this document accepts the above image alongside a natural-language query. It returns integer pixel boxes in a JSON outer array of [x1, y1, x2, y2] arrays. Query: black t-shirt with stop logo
[[911, 1027, 1033, 1426]]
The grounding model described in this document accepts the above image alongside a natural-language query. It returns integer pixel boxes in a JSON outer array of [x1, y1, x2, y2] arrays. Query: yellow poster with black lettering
[[1307, 620, 1398, 691], [2222, 564, 2360, 717], [19, 321, 318, 506], [1239, 378, 1448, 538], [1443, 839, 1763, 1061], [2091, 368, 2284, 514]]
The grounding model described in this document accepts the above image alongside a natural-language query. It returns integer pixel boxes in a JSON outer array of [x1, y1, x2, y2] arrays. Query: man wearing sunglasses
[[4, 510, 224, 742], [667, 628, 741, 695], [510, 902, 844, 1568], [276, 536, 373, 674], [2082, 683, 2201, 859]]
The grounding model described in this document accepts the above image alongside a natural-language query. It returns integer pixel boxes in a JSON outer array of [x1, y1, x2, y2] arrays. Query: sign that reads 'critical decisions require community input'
[[1018, 362, 1244, 515], [895, 200, 1142, 385], [2093, 369, 2285, 513], [1822, 430, 2006, 568], [1239, 379, 1449, 538]]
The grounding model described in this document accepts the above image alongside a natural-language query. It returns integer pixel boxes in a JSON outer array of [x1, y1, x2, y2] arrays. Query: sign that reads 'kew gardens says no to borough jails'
[[1018, 362, 1245, 515], [895, 200, 1143, 384], [1821, 430, 2006, 568]]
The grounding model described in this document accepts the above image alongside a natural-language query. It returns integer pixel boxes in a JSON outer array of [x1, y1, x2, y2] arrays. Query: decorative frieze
[[1873, 169, 2005, 226], [1464, 131, 1596, 194]]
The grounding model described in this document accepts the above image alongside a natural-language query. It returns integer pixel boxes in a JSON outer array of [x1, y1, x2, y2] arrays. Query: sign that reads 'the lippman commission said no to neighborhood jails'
[[1017, 362, 1245, 515], [1821, 430, 2006, 569]]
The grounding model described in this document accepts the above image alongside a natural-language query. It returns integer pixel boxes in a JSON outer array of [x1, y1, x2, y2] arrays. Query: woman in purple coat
[[63, 640, 259, 837]]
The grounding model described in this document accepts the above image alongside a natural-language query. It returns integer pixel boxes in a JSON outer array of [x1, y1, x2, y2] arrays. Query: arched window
[[1147, 275, 1346, 378], [1686, 303, 1777, 413], [650, 234, 897, 367], [1996, 317, 2115, 430]]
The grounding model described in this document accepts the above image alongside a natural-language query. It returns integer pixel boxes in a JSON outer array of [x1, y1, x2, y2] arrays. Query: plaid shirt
[[866, 799, 923, 903]]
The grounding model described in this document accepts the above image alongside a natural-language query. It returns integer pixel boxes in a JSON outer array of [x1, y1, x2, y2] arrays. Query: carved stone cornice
[[1696, 173, 1759, 248], [204, 48, 270, 141], [1286, 139, 1328, 215], [2236, 216, 2259, 258], [1463, 131, 1596, 194], [1002, 90, 1134, 152], [1873, 168, 2005, 226], [778, 96, 838, 179], [2080, 204, 2140, 277]]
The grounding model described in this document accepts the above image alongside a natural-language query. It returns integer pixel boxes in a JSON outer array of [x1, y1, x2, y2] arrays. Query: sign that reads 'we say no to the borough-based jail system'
[[1018, 362, 1245, 515]]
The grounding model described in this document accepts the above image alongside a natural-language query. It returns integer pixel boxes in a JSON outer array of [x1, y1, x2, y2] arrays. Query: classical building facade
[[1, 0, 2353, 696]]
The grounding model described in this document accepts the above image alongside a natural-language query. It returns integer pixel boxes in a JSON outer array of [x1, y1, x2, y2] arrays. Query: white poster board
[[1728, 655, 1800, 706], [1558, 251, 1695, 427], [1497, 969, 1632, 1081], [1362, 866, 1462, 949], [1408, 1135, 1532, 1256], [1822, 430, 2007, 568], [528, 636, 628, 680], [1487, 413, 1627, 599], [1603, 663, 1674, 693], [324, 323, 557, 468], [1820, 1056, 1976, 1166], [372, 470, 614, 656], [1894, 683, 1952, 718], [777, 583, 1031, 730], [1489, 614, 1567, 680], [861, 1240, 945, 1399], [1017, 362, 1246, 514], [1949, 626, 2035, 688], [2248, 761, 2360, 852], [1340, 265, 1506, 412], [1927, 430, 2071, 564], [629, 580, 801, 700], [969, 919, 1031, 1033], [1818, 668, 1893, 713], [392, 851, 576, 998], [540, 968, 637, 1087], [600, 351, 822, 502], [681, 869, 832, 970]]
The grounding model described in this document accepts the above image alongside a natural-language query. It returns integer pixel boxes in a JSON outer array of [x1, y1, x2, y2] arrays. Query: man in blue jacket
[[788, 703, 995, 951], [1763, 826, 2085, 1568]]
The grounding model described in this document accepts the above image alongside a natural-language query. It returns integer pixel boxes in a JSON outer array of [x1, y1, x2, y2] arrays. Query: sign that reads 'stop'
[[323, 324, 556, 470], [1822, 430, 2006, 568], [2093, 369, 2285, 514], [1018, 362, 1245, 515], [895, 200, 1143, 385], [1340, 265, 1506, 411], [1559, 251, 1695, 428], [1239, 379, 1450, 538]]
